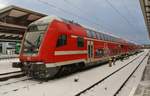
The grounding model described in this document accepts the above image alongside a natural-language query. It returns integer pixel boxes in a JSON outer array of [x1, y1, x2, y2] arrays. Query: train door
[[87, 41, 94, 63], [104, 43, 109, 56]]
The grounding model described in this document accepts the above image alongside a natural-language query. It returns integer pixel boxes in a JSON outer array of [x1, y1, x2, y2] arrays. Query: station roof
[[0, 5, 46, 42], [140, 0, 150, 38]]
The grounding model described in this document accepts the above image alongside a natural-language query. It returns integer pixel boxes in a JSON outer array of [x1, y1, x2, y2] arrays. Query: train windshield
[[23, 24, 48, 55]]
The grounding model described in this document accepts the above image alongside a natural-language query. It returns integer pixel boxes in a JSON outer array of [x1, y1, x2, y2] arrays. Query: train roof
[[30, 15, 63, 25], [60, 16, 129, 44], [31, 15, 136, 45]]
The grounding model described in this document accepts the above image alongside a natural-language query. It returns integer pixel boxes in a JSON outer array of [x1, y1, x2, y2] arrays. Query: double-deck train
[[13, 16, 141, 79]]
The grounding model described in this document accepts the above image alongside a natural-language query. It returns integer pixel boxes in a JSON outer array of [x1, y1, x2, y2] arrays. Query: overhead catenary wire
[[122, 0, 143, 41], [105, 0, 133, 25], [35, 0, 140, 43], [64, 0, 141, 41], [122, 0, 143, 32], [36, 0, 106, 31], [36, 0, 122, 38], [63, 0, 115, 32], [64, 0, 140, 39], [63, 0, 125, 37], [105, 0, 130, 23], [122, 0, 137, 23], [102, 0, 140, 43]]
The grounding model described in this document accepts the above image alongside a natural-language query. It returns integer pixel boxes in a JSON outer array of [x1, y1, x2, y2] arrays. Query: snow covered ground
[[117, 55, 148, 96], [0, 55, 18, 59], [0, 58, 20, 74], [79, 50, 148, 96], [0, 50, 148, 96], [133, 53, 150, 96]]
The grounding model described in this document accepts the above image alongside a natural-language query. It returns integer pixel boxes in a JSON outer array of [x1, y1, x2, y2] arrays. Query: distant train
[[13, 16, 142, 79]]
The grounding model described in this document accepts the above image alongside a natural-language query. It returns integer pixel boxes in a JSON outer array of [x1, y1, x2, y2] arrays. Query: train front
[[12, 16, 59, 79]]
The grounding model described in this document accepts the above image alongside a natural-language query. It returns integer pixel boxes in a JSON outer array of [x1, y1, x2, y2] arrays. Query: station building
[[0, 5, 46, 54], [140, 0, 150, 38]]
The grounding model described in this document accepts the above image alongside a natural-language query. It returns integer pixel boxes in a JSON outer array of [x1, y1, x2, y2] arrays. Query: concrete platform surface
[[134, 54, 150, 96]]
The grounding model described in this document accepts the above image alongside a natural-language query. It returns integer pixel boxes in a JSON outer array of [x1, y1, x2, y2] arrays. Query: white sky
[[0, 0, 149, 44], [0, 3, 6, 9]]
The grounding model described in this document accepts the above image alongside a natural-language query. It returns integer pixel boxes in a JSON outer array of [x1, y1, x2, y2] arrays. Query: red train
[[13, 16, 141, 79]]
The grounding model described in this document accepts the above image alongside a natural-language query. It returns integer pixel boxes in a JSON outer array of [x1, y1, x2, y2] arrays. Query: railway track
[[0, 78, 42, 95], [0, 71, 25, 81], [113, 53, 149, 96], [0, 78, 29, 87], [75, 52, 148, 96], [0, 52, 147, 96]]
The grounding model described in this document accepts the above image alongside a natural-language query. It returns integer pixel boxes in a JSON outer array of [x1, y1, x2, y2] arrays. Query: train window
[[90, 31, 94, 38], [103, 34, 107, 40], [96, 32, 101, 40], [110, 36, 112, 41], [112, 37, 114, 42], [86, 30, 91, 37], [86, 29, 96, 38], [115, 38, 117, 42], [99, 33, 103, 40], [90, 31, 93, 38], [91, 31, 96, 38], [113, 37, 115, 42], [96, 32, 100, 39], [103, 34, 105, 40], [56, 34, 67, 47], [106, 35, 109, 41], [95, 32, 98, 39], [108, 35, 111, 41], [109, 36, 112, 41], [110, 36, 113, 42], [112, 37, 115, 42], [111, 36, 113, 41], [107, 35, 109, 41], [77, 37, 84, 47]]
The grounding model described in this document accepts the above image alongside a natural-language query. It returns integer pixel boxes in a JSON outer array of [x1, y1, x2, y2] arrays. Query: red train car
[[13, 16, 141, 78]]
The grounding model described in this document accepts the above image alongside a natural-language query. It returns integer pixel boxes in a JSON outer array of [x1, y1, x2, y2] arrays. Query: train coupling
[[12, 62, 23, 68]]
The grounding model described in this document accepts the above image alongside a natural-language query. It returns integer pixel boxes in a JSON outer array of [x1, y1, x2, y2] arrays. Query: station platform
[[0, 58, 20, 74], [134, 53, 150, 96], [0, 54, 18, 60]]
